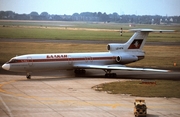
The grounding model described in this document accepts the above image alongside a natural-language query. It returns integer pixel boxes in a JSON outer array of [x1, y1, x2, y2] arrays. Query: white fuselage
[[4, 51, 144, 73]]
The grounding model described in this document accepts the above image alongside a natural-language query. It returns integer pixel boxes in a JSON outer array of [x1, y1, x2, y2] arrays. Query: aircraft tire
[[26, 75, 31, 79], [74, 69, 86, 74], [105, 73, 117, 78]]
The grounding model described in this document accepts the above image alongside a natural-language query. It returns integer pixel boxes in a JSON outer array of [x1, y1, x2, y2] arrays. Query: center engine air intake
[[107, 44, 124, 51]]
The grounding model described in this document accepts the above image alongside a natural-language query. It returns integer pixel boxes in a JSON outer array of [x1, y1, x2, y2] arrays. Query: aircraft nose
[[2, 64, 10, 71]]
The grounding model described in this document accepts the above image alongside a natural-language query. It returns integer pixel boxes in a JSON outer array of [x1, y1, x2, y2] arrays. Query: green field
[[93, 80, 180, 98], [0, 27, 121, 40], [0, 20, 180, 42]]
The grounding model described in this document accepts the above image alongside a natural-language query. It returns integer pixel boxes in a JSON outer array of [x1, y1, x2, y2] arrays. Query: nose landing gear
[[26, 73, 31, 79]]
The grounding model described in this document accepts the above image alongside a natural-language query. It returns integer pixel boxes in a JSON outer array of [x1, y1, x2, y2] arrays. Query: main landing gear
[[74, 69, 86, 75], [104, 70, 117, 78], [26, 73, 31, 79], [74, 69, 117, 78]]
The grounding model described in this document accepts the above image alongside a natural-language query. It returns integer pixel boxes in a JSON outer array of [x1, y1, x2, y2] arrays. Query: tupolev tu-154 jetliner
[[2, 29, 174, 79]]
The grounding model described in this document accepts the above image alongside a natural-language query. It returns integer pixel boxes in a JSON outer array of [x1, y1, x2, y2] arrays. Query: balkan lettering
[[47, 54, 67, 59]]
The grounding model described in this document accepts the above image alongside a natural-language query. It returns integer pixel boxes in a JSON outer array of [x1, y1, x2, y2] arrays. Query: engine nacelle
[[116, 54, 138, 64], [107, 44, 124, 51]]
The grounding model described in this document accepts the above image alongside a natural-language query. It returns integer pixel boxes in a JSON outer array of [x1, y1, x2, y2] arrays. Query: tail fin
[[125, 30, 149, 50], [124, 29, 174, 51], [107, 29, 174, 52]]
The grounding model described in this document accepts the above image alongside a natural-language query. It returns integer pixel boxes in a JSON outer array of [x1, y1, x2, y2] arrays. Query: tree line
[[0, 11, 180, 24]]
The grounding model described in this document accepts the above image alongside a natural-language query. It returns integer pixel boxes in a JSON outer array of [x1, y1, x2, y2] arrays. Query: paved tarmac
[[0, 70, 180, 117]]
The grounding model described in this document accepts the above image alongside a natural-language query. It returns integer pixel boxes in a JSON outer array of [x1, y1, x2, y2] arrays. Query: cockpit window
[[8, 59, 18, 63]]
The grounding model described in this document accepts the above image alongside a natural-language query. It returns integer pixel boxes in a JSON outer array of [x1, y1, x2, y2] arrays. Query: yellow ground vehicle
[[134, 99, 147, 117]]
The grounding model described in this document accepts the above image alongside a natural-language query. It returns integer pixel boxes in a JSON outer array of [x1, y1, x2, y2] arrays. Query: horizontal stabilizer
[[129, 29, 174, 32]]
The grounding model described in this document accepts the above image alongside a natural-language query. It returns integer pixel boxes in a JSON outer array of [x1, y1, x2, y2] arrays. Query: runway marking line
[[0, 80, 16, 93], [0, 80, 126, 109], [1, 79, 179, 110], [0, 80, 37, 99], [0, 96, 14, 117]]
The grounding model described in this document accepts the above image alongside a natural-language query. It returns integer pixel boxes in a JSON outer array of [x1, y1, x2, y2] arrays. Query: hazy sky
[[0, 0, 179, 16]]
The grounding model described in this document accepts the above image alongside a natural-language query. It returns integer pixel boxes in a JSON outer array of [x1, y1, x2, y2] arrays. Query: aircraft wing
[[73, 64, 169, 72]]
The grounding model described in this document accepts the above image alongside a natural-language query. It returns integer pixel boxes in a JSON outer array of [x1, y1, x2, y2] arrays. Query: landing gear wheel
[[26, 75, 31, 79], [74, 69, 86, 75], [26, 73, 31, 79], [105, 73, 117, 78], [104, 70, 117, 78]]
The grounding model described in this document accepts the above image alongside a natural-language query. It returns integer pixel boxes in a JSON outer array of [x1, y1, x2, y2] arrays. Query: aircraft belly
[[32, 61, 72, 71], [73, 59, 116, 67], [9, 59, 115, 72]]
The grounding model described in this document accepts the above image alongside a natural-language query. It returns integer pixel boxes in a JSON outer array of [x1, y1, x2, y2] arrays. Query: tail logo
[[128, 39, 143, 49]]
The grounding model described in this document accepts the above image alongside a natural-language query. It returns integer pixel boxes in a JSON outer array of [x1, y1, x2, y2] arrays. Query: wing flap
[[73, 64, 169, 72]]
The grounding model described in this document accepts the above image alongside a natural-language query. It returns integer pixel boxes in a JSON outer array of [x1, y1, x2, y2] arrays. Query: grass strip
[[93, 80, 180, 98], [0, 25, 180, 42]]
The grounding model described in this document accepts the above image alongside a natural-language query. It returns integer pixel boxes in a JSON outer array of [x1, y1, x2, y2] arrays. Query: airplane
[[2, 29, 174, 79]]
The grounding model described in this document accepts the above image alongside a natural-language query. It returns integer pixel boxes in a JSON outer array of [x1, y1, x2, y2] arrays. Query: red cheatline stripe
[[8, 57, 116, 63]]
